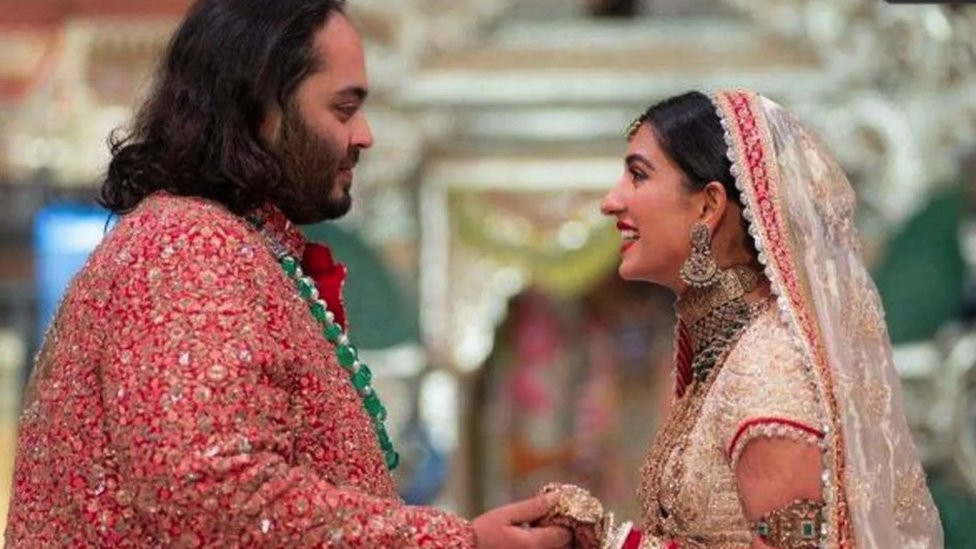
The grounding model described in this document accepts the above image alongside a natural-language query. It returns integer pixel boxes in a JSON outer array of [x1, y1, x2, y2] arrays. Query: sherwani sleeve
[[99, 215, 474, 547]]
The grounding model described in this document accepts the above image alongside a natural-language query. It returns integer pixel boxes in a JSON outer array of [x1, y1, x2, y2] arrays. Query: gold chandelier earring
[[680, 222, 720, 288]]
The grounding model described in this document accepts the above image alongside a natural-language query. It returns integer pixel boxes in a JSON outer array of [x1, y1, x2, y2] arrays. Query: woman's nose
[[600, 188, 622, 216]]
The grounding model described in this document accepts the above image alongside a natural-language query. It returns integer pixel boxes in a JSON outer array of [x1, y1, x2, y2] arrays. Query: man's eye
[[336, 105, 358, 118]]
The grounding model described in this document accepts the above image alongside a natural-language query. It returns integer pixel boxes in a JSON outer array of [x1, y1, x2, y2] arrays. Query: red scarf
[[301, 243, 348, 331]]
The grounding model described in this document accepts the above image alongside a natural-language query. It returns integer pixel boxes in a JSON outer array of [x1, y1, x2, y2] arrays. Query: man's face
[[270, 14, 373, 224]]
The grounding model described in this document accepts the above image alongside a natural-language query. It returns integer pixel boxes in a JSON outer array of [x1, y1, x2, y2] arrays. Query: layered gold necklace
[[676, 265, 765, 381]]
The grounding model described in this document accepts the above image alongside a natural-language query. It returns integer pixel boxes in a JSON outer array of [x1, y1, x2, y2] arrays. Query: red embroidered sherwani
[[5, 193, 475, 547]]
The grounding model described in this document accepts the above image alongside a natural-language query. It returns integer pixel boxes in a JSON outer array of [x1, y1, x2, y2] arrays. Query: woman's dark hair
[[637, 91, 756, 257], [99, 0, 346, 215], [637, 91, 739, 204]]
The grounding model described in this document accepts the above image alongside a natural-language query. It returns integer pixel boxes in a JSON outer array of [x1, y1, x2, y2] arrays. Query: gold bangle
[[752, 498, 824, 548]]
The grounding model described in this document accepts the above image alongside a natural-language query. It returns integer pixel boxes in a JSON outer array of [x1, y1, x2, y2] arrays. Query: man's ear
[[260, 102, 283, 147]]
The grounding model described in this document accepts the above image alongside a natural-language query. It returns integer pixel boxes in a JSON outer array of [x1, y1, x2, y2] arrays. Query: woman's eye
[[629, 168, 647, 183]]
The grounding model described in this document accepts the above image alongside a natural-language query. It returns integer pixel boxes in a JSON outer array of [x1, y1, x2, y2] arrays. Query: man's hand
[[472, 493, 572, 548]]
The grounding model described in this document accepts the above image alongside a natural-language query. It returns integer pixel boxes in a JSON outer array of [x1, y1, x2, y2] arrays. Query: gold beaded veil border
[[711, 90, 942, 548]]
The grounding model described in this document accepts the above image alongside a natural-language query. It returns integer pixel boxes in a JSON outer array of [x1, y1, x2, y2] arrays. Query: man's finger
[[524, 525, 572, 548], [501, 493, 559, 524]]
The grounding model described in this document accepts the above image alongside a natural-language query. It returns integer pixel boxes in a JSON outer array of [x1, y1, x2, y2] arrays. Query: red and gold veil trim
[[711, 90, 854, 547]]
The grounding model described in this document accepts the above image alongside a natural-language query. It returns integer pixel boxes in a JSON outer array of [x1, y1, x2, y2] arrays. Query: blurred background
[[1, 0, 976, 544]]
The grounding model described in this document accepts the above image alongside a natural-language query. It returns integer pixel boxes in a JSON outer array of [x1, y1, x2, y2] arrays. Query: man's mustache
[[339, 149, 360, 170]]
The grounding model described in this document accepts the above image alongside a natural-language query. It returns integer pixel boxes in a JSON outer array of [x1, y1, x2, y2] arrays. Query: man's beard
[[274, 103, 357, 224]]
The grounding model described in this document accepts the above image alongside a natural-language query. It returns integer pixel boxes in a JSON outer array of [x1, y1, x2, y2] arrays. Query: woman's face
[[600, 123, 700, 290]]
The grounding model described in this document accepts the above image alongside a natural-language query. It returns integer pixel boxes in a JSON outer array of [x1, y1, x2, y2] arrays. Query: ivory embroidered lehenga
[[543, 91, 943, 548]]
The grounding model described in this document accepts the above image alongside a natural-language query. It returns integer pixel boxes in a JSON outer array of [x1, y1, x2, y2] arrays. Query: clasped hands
[[472, 483, 609, 549]]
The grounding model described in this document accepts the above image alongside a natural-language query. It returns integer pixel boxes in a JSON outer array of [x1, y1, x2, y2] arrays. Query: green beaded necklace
[[252, 219, 399, 470]]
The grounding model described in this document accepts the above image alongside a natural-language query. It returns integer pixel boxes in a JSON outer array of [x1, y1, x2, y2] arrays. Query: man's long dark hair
[[100, 0, 345, 215]]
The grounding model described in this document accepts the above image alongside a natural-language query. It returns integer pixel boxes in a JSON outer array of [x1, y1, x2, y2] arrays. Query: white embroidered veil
[[712, 90, 943, 548]]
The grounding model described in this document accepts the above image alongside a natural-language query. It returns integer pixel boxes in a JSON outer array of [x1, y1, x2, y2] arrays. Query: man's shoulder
[[102, 192, 262, 267], [128, 192, 244, 230], [120, 192, 252, 240]]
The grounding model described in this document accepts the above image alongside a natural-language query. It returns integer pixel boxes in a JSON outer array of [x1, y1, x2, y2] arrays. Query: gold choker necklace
[[676, 265, 761, 326]]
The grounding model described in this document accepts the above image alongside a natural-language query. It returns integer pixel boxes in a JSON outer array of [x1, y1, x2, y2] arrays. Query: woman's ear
[[700, 181, 729, 232]]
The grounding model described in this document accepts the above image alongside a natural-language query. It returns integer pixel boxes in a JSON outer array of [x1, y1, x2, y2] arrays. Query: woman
[[542, 90, 943, 548]]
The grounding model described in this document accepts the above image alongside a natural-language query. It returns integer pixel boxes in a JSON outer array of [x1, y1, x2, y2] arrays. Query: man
[[4, 1, 570, 547]]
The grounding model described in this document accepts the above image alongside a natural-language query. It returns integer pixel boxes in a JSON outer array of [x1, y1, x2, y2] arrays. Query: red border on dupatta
[[715, 90, 853, 547]]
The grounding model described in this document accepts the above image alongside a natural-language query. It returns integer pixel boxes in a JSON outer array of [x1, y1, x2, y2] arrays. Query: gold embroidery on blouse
[[639, 294, 770, 543], [638, 295, 831, 548]]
